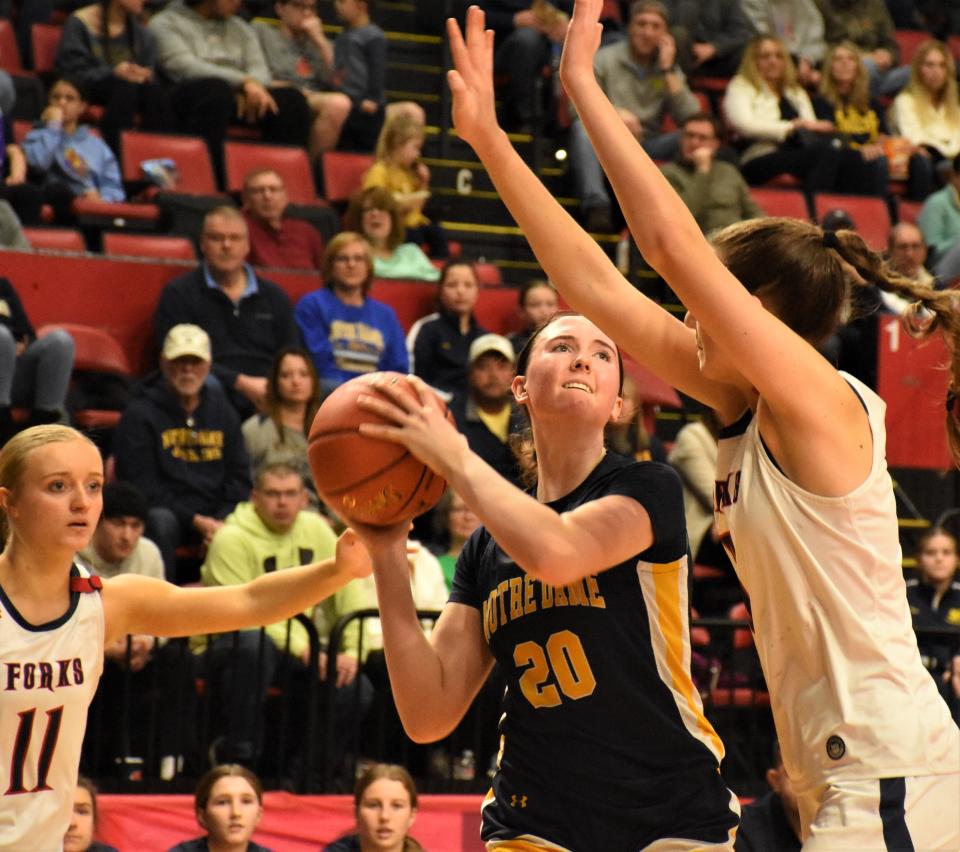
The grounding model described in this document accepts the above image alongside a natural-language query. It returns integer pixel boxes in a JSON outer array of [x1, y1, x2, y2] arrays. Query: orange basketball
[[307, 372, 453, 526]]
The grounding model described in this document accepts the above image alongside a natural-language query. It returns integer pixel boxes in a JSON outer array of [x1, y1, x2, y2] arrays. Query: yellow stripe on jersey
[[486, 837, 574, 851], [639, 558, 725, 760]]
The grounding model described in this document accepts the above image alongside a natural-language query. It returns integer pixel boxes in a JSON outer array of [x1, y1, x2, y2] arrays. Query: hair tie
[[904, 301, 936, 338], [822, 230, 841, 250]]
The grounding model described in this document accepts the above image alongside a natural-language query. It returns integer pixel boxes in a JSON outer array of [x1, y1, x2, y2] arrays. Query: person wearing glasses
[[294, 231, 408, 395]]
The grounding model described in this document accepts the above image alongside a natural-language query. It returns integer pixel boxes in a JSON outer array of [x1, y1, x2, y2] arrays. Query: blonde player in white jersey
[[0, 425, 372, 852], [444, 4, 960, 848]]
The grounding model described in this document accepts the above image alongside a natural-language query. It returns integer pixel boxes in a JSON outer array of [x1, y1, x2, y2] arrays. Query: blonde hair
[[820, 41, 870, 114], [737, 35, 797, 94], [711, 218, 960, 466], [375, 113, 424, 162], [904, 41, 960, 130], [0, 426, 100, 543]]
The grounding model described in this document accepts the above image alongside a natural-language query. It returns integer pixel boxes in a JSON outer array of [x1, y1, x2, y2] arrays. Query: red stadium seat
[[896, 198, 922, 226], [38, 323, 132, 430], [30, 23, 62, 74], [224, 141, 320, 205], [0, 18, 24, 73], [120, 131, 218, 196], [749, 187, 811, 220], [23, 227, 85, 252], [813, 193, 891, 250], [474, 262, 503, 287], [102, 232, 196, 261], [321, 151, 374, 204], [894, 30, 931, 66], [950, 36, 960, 63]]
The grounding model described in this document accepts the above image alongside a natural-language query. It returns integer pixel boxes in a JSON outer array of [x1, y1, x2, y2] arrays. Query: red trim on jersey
[[69, 575, 103, 593]]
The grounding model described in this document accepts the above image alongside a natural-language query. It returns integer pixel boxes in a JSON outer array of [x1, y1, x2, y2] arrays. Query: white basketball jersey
[[0, 565, 105, 851], [714, 374, 960, 795]]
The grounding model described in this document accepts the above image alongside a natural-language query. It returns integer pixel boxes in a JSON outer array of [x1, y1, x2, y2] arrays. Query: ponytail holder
[[822, 230, 841, 250], [904, 301, 936, 338]]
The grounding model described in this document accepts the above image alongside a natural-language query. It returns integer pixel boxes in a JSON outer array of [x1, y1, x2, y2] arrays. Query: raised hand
[[446, 6, 501, 150], [558, 0, 603, 96]]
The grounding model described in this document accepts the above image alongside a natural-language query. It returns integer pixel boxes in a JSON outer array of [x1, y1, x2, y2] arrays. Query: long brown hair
[[354, 763, 422, 852], [344, 186, 406, 251], [265, 346, 321, 442], [194, 764, 263, 813], [904, 40, 960, 127], [737, 35, 798, 94], [711, 217, 960, 465], [321, 231, 375, 296]]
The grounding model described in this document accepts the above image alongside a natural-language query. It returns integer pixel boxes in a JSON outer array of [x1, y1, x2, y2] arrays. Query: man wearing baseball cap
[[449, 333, 523, 487], [113, 323, 252, 582]]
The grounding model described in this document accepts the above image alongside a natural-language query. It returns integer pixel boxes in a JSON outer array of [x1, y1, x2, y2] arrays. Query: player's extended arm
[[358, 375, 655, 584], [360, 534, 494, 743], [559, 0, 871, 484], [445, 8, 735, 415], [102, 530, 371, 645]]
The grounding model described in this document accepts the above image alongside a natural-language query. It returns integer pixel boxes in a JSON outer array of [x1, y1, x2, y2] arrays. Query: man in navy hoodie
[[113, 323, 252, 583]]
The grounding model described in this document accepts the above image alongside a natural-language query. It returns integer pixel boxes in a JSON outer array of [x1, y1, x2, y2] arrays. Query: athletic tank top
[[0, 564, 105, 851], [714, 373, 959, 794]]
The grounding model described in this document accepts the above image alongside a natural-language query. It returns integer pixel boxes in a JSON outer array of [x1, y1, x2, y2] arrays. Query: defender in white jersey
[[440, 4, 960, 847], [0, 425, 373, 851]]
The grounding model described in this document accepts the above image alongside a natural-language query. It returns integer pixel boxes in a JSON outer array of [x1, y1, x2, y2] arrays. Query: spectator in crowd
[[149, 0, 311, 185], [662, 0, 753, 79], [812, 42, 890, 198], [431, 489, 482, 590], [478, 0, 572, 133], [817, 0, 901, 95], [0, 68, 13, 117], [406, 261, 488, 399], [242, 347, 321, 509], [364, 113, 448, 259], [323, 763, 422, 852], [79, 481, 164, 581], [295, 231, 409, 395], [168, 765, 273, 852], [55, 0, 172, 154], [2, 133, 44, 227], [0, 277, 75, 444], [199, 462, 368, 768], [450, 333, 523, 486], [660, 112, 763, 234], [78, 481, 196, 777], [889, 41, 960, 202], [113, 323, 252, 581], [886, 222, 937, 305], [254, 0, 353, 163], [23, 77, 125, 223], [344, 187, 440, 281], [918, 152, 960, 281], [907, 526, 960, 721], [734, 741, 802, 851], [64, 778, 118, 852], [723, 35, 847, 193], [155, 205, 302, 417], [569, 0, 700, 232], [242, 168, 325, 271], [507, 278, 558, 355], [739, 0, 826, 88], [0, 200, 29, 249]]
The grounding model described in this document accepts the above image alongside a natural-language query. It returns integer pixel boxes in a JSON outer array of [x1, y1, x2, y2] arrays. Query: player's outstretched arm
[[101, 529, 371, 645], [560, 0, 864, 448], [358, 376, 655, 584], [446, 7, 733, 414], [350, 526, 494, 743]]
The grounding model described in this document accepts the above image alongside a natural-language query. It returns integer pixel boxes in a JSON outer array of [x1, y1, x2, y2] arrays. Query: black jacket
[[113, 378, 251, 527], [0, 277, 35, 343], [735, 791, 802, 852], [409, 306, 487, 397], [450, 393, 524, 487]]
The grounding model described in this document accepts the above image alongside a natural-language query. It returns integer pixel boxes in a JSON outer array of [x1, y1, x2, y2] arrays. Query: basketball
[[307, 372, 454, 526]]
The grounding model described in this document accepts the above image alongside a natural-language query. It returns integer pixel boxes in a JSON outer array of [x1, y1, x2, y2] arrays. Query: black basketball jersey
[[450, 453, 739, 851]]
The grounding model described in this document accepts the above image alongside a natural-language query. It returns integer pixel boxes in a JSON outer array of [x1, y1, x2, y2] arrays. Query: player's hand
[[447, 7, 504, 151], [356, 374, 469, 480], [335, 527, 374, 580], [559, 0, 603, 97]]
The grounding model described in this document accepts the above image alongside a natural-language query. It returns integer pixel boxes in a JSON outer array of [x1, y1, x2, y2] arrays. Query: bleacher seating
[[23, 226, 85, 252], [0, 17, 25, 73], [813, 193, 891, 249], [320, 151, 374, 204], [225, 141, 322, 206], [102, 232, 196, 261], [121, 131, 219, 197], [749, 187, 811, 221], [29, 22, 61, 75]]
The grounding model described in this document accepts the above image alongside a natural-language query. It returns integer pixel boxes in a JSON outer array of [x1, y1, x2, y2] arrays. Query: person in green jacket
[[199, 461, 372, 769]]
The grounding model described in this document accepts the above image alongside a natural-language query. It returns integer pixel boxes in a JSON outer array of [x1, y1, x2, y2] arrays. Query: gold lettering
[[566, 579, 587, 607], [482, 599, 492, 641], [509, 577, 523, 621], [585, 576, 606, 609], [523, 575, 536, 615], [541, 583, 554, 609], [496, 580, 509, 626], [553, 585, 569, 607]]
